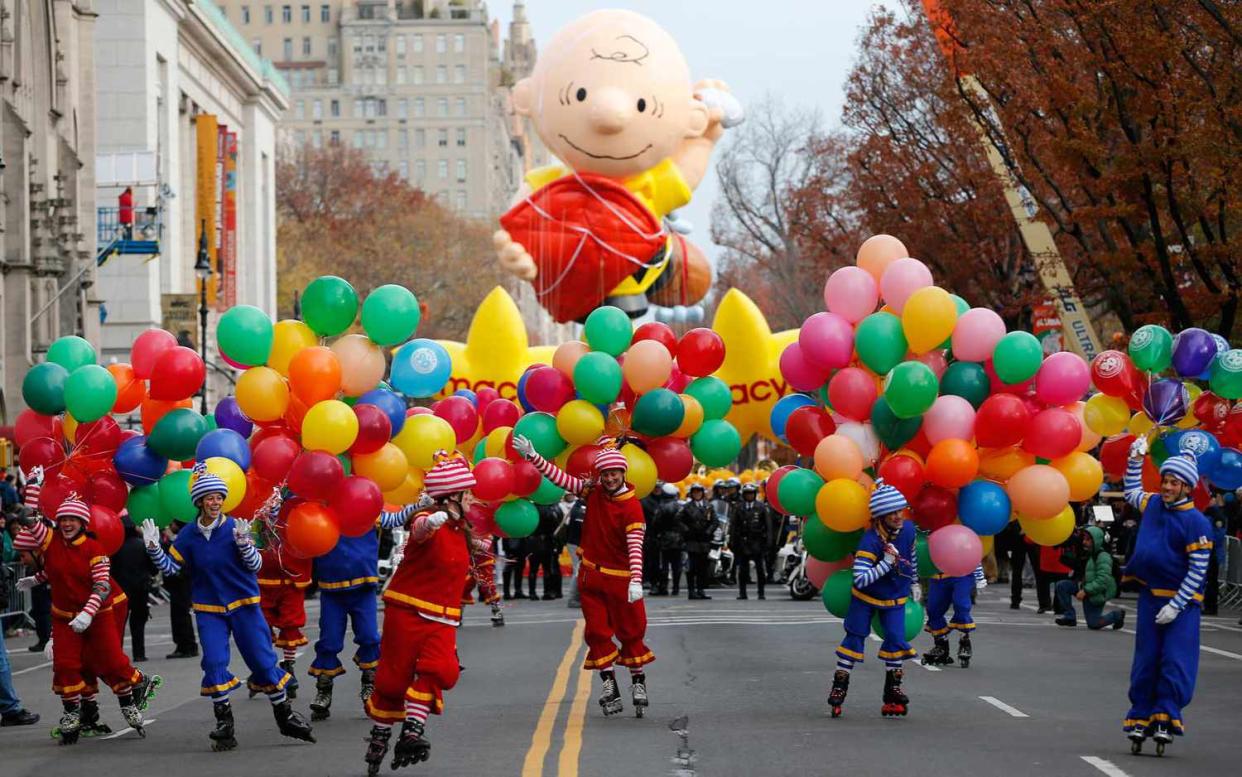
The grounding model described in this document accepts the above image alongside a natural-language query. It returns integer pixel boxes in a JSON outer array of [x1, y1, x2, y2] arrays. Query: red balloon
[[434, 396, 480, 444], [912, 485, 957, 532], [350, 404, 392, 455], [252, 434, 302, 483], [249, 423, 291, 449], [525, 367, 576, 413], [764, 465, 798, 514], [466, 501, 499, 537], [828, 368, 878, 422], [511, 459, 542, 497], [646, 436, 694, 482], [984, 360, 1035, 397], [1022, 408, 1081, 460], [785, 406, 837, 458], [231, 471, 274, 520], [475, 387, 501, 412], [89, 505, 124, 555], [287, 450, 345, 501], [482, 399, 521, 434], [677, 328, 725, 377], [618, 377, 637, 411], [473, 458, 516, 501], [1193, 391, 1230, 432], [284, 502, 341, 559], [131, 329, 178, 380], [566, 444, 602, 479], [877, 454, 925, 501], [39, 474, 80, 517], [86, 470, 128, 512], [18, 436, 66, 473], [633, 322, 678, 356], [148, 346, 206, 401], [905, 427, 933, 459], [1091, 350, 1143, 402], [1099, 434, 1136, 480], [1223, 404, 1242, 445], [14, 409, 63, 449], [329, 476, 384, 537], [664, 364, 691, 394], [1141, 457, 1161, 491], [406, 406, 434, 417], [975, 394, 1031, 449], [75, 416, 123, 457]]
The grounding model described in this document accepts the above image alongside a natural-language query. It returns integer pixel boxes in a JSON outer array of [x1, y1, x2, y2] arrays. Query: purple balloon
[[1171, 328, 1216, 377], [1142, 378, 1189, 426], [213, 396, 254, 439]]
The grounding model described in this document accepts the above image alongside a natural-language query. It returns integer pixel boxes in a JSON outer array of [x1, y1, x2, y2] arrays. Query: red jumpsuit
[[257, 548, 311, 650]]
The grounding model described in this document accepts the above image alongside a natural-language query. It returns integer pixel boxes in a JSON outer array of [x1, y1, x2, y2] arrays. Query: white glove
[[233, 519, 254, 546], [68, 611, 93, 633], [1155, 603, 1180, 625], [140, 519, 161, 549], [511, 434, 536, 460], [883, 544, 899, 566], [976, 577, 988, 591], [25, 465, 45, 486], [627, 581, 644, 603], [426, 511, 449, 530], [1129, 436, 1149, 460], [16, 575, 38, 592], [44, 639, 54, 661], [911, 585, 922, 602], [697, 87, 745, 128]]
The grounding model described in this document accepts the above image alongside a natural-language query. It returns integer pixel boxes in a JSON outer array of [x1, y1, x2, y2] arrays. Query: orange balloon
[[284, 394, 310, 435], [813, 434, 864, 481], [288, 346, 342, 406], [1066, 400, 1103, 453], [141, 397, 192, 434], [382, 470, 425, 504], [354, 442, 409, 491], [622, 340, 673, 393], [892, 448, 925, 467], [1007, 464, 1070, 520], [605, 408, 631, 437], [284, 502, 341, 558], [925, 439, 979, 488], [674, 394, 704, 438], [856, 234, 908, 282], [1051, 451, 1104, 502], [978, 446, 1034, 482], [233, 471, 276, 519], [553, 341, 590, 378], [108, 363, 147, 413], [332, 334, 385, 397]]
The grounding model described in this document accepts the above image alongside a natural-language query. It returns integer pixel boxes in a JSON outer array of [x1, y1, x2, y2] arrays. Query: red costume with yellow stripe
[[258, 548, 311, 650]]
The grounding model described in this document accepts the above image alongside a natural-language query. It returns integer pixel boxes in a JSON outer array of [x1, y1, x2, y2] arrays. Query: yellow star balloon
[[435, 286, 557, 401], [711, 288, 798, 445]]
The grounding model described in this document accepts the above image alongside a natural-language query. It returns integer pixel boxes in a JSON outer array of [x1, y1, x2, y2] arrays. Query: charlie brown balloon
[[495, 10, 741, 322]]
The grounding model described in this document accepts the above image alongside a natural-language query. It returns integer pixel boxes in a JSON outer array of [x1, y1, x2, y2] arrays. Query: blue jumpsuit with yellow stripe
[[836, 520, 917, 669], [925, 566, 984, 636]]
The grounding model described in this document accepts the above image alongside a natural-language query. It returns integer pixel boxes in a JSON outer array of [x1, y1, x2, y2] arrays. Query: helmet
[[689, 483, 706, 493], [712, 479, 724, 489], [741, 483, 759, 494], [660, 483, 679, 497], [725, 478, 740, 488]]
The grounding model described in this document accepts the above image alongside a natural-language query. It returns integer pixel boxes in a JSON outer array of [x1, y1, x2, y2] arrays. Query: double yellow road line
[[521, 619, 593, 777]]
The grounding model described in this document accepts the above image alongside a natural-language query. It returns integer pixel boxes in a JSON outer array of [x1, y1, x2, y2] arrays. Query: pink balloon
[[1034, 351, 1091, 406], [664, 364, 691, 393], [922, 395, 977, 445], [827, 368, 877, 422], [779, 342, 830, 392], [799, 312, 855, 371], [928, 525, 983, 577], [806, 555, 852, 588], [823, 267, 878, 324], [952, 308, 1007, 363], [879, 257, 933, 314], [916, 349, 949, 379]]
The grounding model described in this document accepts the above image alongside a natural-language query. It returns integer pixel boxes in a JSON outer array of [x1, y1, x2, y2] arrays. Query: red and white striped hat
[[424, 451, 477, 497], [56, 495, 92, 524], [594, 447, 628, 474]]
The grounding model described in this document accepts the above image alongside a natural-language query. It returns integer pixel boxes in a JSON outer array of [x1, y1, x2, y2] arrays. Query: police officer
[[728, 484, 771, 600], [680, 485, 716, 600], [650, 484, 687, 596]]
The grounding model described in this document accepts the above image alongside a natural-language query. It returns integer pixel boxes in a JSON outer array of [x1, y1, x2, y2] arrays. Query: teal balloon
[[362, 284, 421, 346], [573, 352, 623, 405], [777, 469, 824, 517], [915, 532, 940, 578], [883, 361, 939, 419], [495, 499, 539, 538], [1208, 349, 1242, 400], [855, 312, 908, 375], [992, 331, 1042, 384], [158, 470, 197, 523], [513, 412, 566, 459], [302, 275, 359, 336], [632, 388, 685, 437], [127, 484, 170, 529], [22, 362, 69, 415], [871, 599, 926, 642], [684, 376, 732, 420], [690, 419, 741, 467], [583, 306, 632, 356], [804, 519, 860, 562], [148, 408, 209, 461], [871, 395, 922, 450], [217, 305, 274, 366], [530, 476, 566, 505], [47, 336, 96, 372], [940, 361, 990, 408], [1128, 324, 1174, 374], [821, 569, 853, 617], [64, 365, 118, 423]]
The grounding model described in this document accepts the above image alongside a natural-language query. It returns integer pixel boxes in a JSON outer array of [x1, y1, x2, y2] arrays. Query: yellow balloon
[[674, 394, 704, 438], [484, 426, 513, 459], [434, 287, 556, 401], [193, 457, 246, 512], [1084, 394, 1130, 437], [268, 319, 318, 376], [236, 366, 290, 422], [978, 446, 1034, 482], [1178, 384, 1203, 429], [394, 414, 456, 469], [620, 443, 656, 498], [302, 399, 360, 454], [556, 400, 605, 446], [1019, 506, 1075, 546], [354, 443, 409, 491], [63, 413, 79, 444], [383, 470, 425, 505], [1051, 451, 1104, 502], [901, 286, 957, 355], [1128, 411, 1155, 437], [711, 289, 799, 445], [815, 478, 870, 532], [979, 534, 994, 557]]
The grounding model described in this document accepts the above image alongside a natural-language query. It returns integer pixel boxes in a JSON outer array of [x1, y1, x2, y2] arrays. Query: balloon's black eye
[[576, 88, 587, 102], [637, 98, 647, 113]]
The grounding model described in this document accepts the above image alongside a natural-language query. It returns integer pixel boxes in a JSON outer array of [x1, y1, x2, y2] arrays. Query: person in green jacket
[[1055, 526, 1125, 630]]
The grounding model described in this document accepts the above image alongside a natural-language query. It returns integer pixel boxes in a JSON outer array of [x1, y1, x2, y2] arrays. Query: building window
[[352, 98, 362, 117], [376, 131, 387, 149], [455, 128, 466, 147], [321, 4, 329, 22], [353, 131, 364, 149], [415, 129, 426, 149], [283, 38, 292, 60], [454, 97, 466, 117], [397, 98, 408, 118], [398, 129, 408, 151], [412, 66, 424, 84], [396, 36, 406, 56], [328, 68, 338, 84], [265, 4, 273, 23], [436, 34, 446, 53], [456, 159, 466, 182], [455, 190, 467, 210], [311, 130, 322, 148], [396, 67, 406, 85], [377, 99, 387, 117], [303, 37, 312, 56], [399, 161, 409, 180], [301, 4, 309, 22], [295, 100, 305, 119], [414, 97, 425, 117], [435, 65, 446, 84], [453, 65, 465, 84], [364, 34, 375, 53], [378, 37, 387, 54], [252, 39, 262, 54], [330, 129, 340, 145], [330, 99, 340, 117], [436, 97, 447, 117], [453, 33, 465, 53], [282, 5, 291, 23], [437, 128, 447, 147], [376, 67, 387, 85], [312, 99, 323, 119], [294, 129, 306, 145], [438, 159, 448, 179], [413, 34, 423, 53], [327, 38, 337, 59], [242, 5, 250, 23], [415, 159, 426, 181]]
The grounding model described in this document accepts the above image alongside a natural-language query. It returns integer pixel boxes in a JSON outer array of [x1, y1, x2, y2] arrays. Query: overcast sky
[[489, 0, 888, 265]]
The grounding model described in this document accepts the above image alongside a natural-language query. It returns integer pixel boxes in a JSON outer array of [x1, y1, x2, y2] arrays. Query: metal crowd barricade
[[1, 560, 35, 631], [1218, 536, 1242, 609]]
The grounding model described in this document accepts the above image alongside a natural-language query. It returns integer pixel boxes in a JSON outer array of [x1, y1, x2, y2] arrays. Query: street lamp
[[195, 219, 212, 415]]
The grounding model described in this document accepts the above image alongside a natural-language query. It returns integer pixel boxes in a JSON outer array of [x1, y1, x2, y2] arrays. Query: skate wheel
[[831, 707, 842, 718], [1131, 740, 1142, 755], [635, 707, 644, 718], [1156, 743, 1165, 757], [959, 659, 969, 668], [137, 727, 146, 738]]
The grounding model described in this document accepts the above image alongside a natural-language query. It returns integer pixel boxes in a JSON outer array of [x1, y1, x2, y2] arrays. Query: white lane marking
[[1117, 629, 1242, 661], [1081, 755, 1133, 777], [103, 718, 157, 739], [915, 660, 942, 672], [978, 695, 1029, 718], [12, 660, 51, 675], [648, 619, 839, 627]]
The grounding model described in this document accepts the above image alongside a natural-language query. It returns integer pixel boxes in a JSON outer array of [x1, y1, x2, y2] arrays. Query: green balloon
[[856, 312, 908, 375], [871, 599, 926, 642], [47, 336, 97, 372], [530, 476, 566, 505], [158, 470, 198, 523], [472, 439, 487, 464], [992, 331, 1042, 384], [778, 469, 824, 517], [217, 305, 274, 366], [883, 361, 939, 419], [1128, 324, 1174, 374], [804, 519, 861, 562], [495, 499, 539, 538], [937, 296, 971, 350], [64, 365, 118, 423], [1208, 349, 1242, 400], [821, 568, 853, 617], [871, 395, 922, 450], [148, 409, 209, 461], [127, 484, 170, 529], [362, 285, 421, 346], [573, 352, 623, 404], [1149, 435, 1171, 468], [690, 419, 741, 467], [684, 376, 732, 420], [338, 453, 353, 476], [583, 306, 632, 356], [940, 361, 990, 408], [302, 275, 359, 336], [632, 388, 685, 437], [22, 362, 69, 415], [513, 412, 566, 459], [915, 532, 940, 578]]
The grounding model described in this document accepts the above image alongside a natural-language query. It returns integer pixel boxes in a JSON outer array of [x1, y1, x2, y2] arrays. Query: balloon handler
[[249, 501, 312, 701], [513, 434, 653, 718], [141, 463, 315, 751], [829, 480, 918, 718], [922, 565, 986, 668], [363, 453, 477, 775], [1120, 439, 1213, 756], [493, 9, 743, 323], [12, 480, 161, 744]]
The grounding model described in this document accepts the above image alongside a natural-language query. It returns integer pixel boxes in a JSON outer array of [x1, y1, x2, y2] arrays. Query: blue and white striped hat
[[1158, 454, 1199, 488], [869, 479, 908, 517], [189, 462, 229, 505]]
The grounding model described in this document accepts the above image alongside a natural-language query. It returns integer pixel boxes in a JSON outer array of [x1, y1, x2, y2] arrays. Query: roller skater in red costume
[[251, 515, 311, 700]]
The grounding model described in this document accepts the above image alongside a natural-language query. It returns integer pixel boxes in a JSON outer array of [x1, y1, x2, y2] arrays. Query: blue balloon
[[195, 428, 252, 471], [1164, 429, 1222, 476], [453, 388, 478, 406], [213, 396, 253, 439], [1208, 447, 1242, 490], [957, 480, 1012, 536], [390, 339, 452, 399], [357, 388, 406, 436], [770, 393, 817, 442], [516, 370, 536, 413], [1199, 334, 1231, 381], [114, 436, 169, 487]]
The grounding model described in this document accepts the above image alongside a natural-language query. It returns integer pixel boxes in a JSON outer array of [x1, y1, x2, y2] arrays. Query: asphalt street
[[3, 584, 1240, 776]]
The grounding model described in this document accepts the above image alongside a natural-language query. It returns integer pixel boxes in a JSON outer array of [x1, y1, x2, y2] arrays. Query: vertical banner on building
[[220, 130, 239, 309], [1032, 299, 1064, 356], [215, 126, 227, 311], [195, 114, 219, 305]]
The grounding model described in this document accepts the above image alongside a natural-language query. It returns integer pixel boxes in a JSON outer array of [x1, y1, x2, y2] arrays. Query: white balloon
[[687, 305, 705, 323], [836, 421, 880, 465], [672, 305, 688, 323], [654, 306, 673, 323]]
